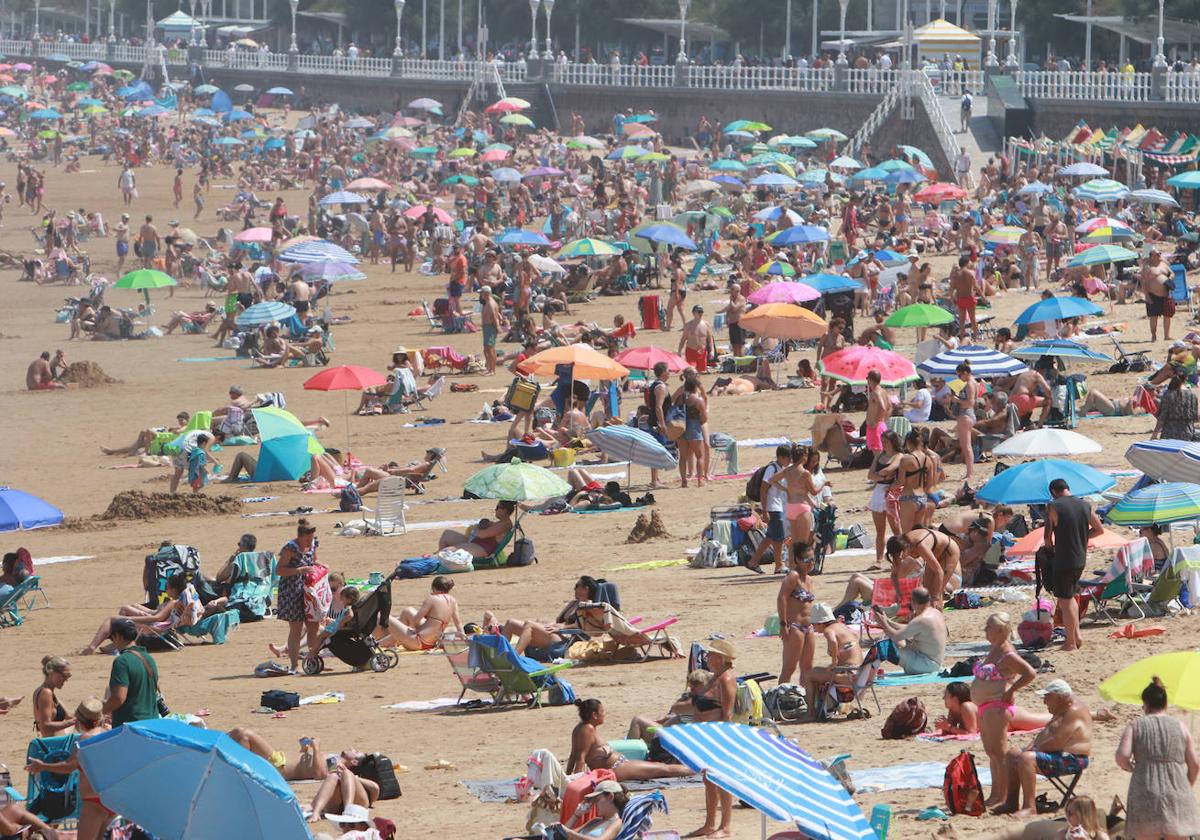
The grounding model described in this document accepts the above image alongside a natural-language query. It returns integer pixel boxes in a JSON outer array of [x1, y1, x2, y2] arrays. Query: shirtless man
[[138, 214, 160, 269], [992, 680, 1092, 817], [288, 273, 312, 308], [225, 262, 256, 313], [949, 255, 978, 340], [1008, 366, 1053, 426], [865, 370, 891, 453], [479, 287, 503, 375], [26, 351, 65, 390], [678, 305, 711, 374], [1141, 250, 1174, 342], [805, 602, 864, 721], [1045, 213, 1068, 281], [718, 282, 750, 356], [477, 250, 504, 290], [816, 318, 846, 406], [114, 213, 130, 273]]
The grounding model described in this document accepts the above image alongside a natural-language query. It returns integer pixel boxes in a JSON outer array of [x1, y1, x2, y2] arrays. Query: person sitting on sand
[[80, 572, 201, 655], [26, 351, 66, 390], [254, 323, 325, 367], [568, 698, 693, 781], [626, 670, 710, 741], [934, 681, 1052, 736], [804, 603, 864, 722], [437, 500, 516, 558], [100, 411, 190, 456], [228, 727, 343, 781], [385, 576, 463, 651], [992, 679, 1092, 816], [869, 586, 947, 675], [306, 749, 380, 825]]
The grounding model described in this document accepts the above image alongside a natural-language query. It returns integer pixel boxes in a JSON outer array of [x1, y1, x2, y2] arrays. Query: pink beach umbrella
[[817, 345, 918, 386], [747, 281, 821, 305]]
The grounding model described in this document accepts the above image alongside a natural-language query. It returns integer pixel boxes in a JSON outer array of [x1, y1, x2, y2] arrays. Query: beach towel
[[876, 671, 961, 687], [1108, 623, 1165, 639], [916, 733, 982, 743], [32, 555, 94, 566], [737, 436, 793, 448], [569, 506, 648, 516], [381, 697, 465, 712], [1118, 537, 1155, 578], [851, 761, 992, 793]]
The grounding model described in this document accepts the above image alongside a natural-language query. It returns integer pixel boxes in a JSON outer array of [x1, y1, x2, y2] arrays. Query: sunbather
[[934, 681, 1051, 736], [0, 802, 59, 840], [79, 573, 201, 654], [568, 698, 693, 781], [306, 750, 380, 824], [804, 603, 865, 722], [555, 779, 627, 840], [386, 575, 463, 651], [1080, 386, 1136, 417], [228, 727, 343, 781], [100, 411, 190, 456], [33, 655, 75, 737], [437, 500, 516, 558], [626, 670, 709, 741], [353, 447, 446, 494]]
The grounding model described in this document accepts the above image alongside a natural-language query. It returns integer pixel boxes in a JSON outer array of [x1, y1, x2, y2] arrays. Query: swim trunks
[[1034, 751, 1089, 777], [482, 323, 498, 348], [684, 346, 708, 373], [1011, 393, 1046, 416], [866, 421, 887, 453]]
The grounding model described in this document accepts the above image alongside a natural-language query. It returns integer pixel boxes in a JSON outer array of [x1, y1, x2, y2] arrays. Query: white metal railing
[[1016, 69, 1152, 101], [848, 80, 900, 156], [111, 44, 147, 64], [845, 68, 895, 94], [915, 71, 962, 185], [689, 64, 834, 91], [1165, 71, 1200, 103]]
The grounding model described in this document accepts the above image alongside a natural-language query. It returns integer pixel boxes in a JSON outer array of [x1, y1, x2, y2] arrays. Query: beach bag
[[436, 547, 474, 574], [545, 676, 576, 707], [762, 683, 807, 724], [259, 690, 300, 711], [1018, 598, 1055, 646], [339, 484, 363, 513], [508, 537, 537, 567], [943, 750, 985, 816], [844, 523, 869, 550], [505, 377, 540, 412], [357, 753, 402, 801], [302, 564, 333, 622], [744, 462, 774, 504], [396, 556, 440, 579], [881, 697, 928, 739], [692, 539, 731, 569], [664, 403, 687, 441]]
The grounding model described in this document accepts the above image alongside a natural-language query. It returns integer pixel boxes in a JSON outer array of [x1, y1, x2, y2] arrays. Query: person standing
[[953, 362, 979, 484], [1116, 677, 1200, 840], [686, 641, 737, 839], [447, 244, 468, 316], [114, 213, 130, 274], [1044, 478, 1104, 652], [1141, 250, 1174, 342], [747, 445, 792, 574], [864, 370, 890, 454], [138, 214, 160, 269], [276, 519, 324, 675], [479, 287, 503, 375], [718, 281, 749, 357], [1154, 374, 1199, 441], [101, 618, 161, 726], [678, 305, 712, 374], [117, 164, 136, 206], [643, 362, 672, 490], [959, 92, 973, 133]]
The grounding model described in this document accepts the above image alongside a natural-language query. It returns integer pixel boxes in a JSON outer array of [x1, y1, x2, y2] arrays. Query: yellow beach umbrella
[[1100, 652, 1200, 710]]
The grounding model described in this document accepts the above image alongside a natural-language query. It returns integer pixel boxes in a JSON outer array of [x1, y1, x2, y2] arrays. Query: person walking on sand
[[678, 305, 712, 374], [1044, 478, 1103, 653], [864, 370, 890, 454]]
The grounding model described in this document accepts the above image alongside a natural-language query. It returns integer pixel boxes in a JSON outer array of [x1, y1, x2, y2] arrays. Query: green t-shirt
[[108, 646, 160, 726]]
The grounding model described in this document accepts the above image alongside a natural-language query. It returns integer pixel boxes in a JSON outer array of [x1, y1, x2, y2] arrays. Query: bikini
[[691, 692, 722, 713], [33, 686, 66, 732], [787, 584, 816, 632], [973, 654, 1015, 715], [898, 455, 930, 506], [417, 593, 452, 650]]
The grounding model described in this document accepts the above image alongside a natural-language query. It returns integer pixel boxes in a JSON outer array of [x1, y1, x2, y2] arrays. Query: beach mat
[[876, 671, 961, 687], [177, 356, 240, 362], [382, 697, 472, 712]]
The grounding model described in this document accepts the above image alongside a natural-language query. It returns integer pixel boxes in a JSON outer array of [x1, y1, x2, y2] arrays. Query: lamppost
[[31, 0, 39, 41], [676, 0, 689, 63], [836, 0, 849, 65], [1153, 0, 1166, 67], [1005, 0, 1019, 68], [811, 0, 818, 60], [187, 0, 196, 45], [783, 0, 792, 60], [984, 0, 998, 66], [394, 0, 405, 56], [107, 0, 115, 42], [528, 0, 538, 58], [542, 0, 554, 59], [287, 0, 298, 54]]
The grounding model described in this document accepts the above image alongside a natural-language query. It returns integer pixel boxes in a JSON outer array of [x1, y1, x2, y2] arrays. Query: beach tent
[[914, 19, 982, 69], [210, 89, 232, 114]]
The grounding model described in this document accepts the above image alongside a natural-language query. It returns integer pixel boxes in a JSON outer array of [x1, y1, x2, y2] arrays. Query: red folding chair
[[861, 576, 920, 641]]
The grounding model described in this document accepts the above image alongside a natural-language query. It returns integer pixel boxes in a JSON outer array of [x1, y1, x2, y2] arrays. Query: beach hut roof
[[913, 18, 982, 42]]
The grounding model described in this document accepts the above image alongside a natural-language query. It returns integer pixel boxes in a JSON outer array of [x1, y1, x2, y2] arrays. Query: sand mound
[[58, 361, 120, 388], [625, 509, 672, 544], [98, 491, 242, 521]]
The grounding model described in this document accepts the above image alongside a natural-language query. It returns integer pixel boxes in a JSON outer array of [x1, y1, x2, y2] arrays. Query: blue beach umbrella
[[78, 718, 309, 840], [491, 167, 522, 183], [586, 425, 678, 470], [224, 109, 254, 122], [1011, 339, 1114, 363], [917, 345, 1027, 379], [768, 225, 830, 246], [0, 487, 63, 531], [1067, 245, 1139, 268], [496, 228, 551, 247], [266, 86, 294, 96], [710, 159, 747, 172], [251, 408, 324, 482], [236, 301, 295, 327], [1167, 171, 1200, 190], [800, 273, 863, 294], [1017, 181, 1054, 196], [884, 168, 927, 185], [633, 223, 697, 250], [194, 84, 220, 95], [263, 137, 285, 150], [659, 722, 876, 840], [1057, 161, 1109, 177], [213, 137, 243, 146], [749, 172, 798, 188], [1014, 295, 1104, 325], [976, 459, 1115, 505], [295, 261, 366, 282], [29, 109, 61, 120]]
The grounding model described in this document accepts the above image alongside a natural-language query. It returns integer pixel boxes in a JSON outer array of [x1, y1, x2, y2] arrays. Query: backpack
[[692, 540, 732, 569], [356, 753, 402, 801], [259, 690, 300, 711], [544, 676, 576, 707], [943, 750, 985, 816], [507, 537, 537, 567], [745, 462, 775, 504], [952, 591, 983, 610], [762, 683, 807, 724], [339, 484, 363, 513], [880, 697, 928, 739]]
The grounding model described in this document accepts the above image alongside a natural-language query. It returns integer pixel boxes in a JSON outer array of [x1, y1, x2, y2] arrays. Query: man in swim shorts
[[138, 214, 160, 268], [865, 369, 890, 452]]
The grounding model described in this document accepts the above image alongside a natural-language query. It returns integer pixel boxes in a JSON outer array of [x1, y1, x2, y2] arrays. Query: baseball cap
[[1036, 679, 1073, 697], [585, 780, 624, 799]]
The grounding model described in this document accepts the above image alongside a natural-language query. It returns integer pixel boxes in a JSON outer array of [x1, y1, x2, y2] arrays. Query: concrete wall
[[1027, 99, 1200, 138]]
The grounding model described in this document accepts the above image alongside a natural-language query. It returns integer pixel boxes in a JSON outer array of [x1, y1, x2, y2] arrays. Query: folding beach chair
[[1080, 555, 1143, 625], [0, 576, 42, 628], [26, 734, 80, 826], [1109, 335, 1152, 373], [860, 576, 920, 641], [176, 610, 241, 645], [366, 476, 407, 536], [440, 632, 502, 705], [224, 550, 278, 621], [1171, 264, 1190, 314], [813, 414, 869, 470], [1036, 761, 1086, 813], [470, 633, 574, 708], [574, 602, 681, 660], [816, 644, 883, 720], [1135, 564, 1185, 615], [471, 518, 521, 570], [406, 375, 446, 411]]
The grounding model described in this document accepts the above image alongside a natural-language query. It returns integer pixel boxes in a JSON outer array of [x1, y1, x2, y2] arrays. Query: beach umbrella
[[277, 239, 359, 264], [1100, 652, 1200, 710], [1129, 188, 1180, 206], [499, 113, 534, 127], [586, 425, 678, 471], [797, 273, 862, 294], [265, 86, 294, 96], [1126, 440, 1200, 484], [465, 459, 571, 500], [884, 303, 955, 328], [753, 206, 801, 224], [29, 108, 61, 119], [194, 83, 219, 94], [800, 169, 843, 187], [557, 238, 620, 258], [982, 225, 1027, 245], [484, 97, 531, 113], [1107, 482, 1200, 526], [77, 719, 309, 840], [224, 109, 254, 122], [518, 344, 629, 380], [1166, 171, 1200, 190], [976, 459, 1115, 505], [724, 119, 772, 132], [1074, 178, 1130, 202], [496, 229, 551, 247], [189, 115, 217, 126], [0, 487, 63, 531], [1014, 295, 1104, 325], [819, 345, 917, 386], [233, 83, 255, 93], [1010, 339, 1114, 363], [343, 116, 374, 130], [633, 223, 697, 250], [565, 135, 605, 150], [236, 301, 296, 327], [407, 97, 442, 110], [684, 179, 722, 194], [829, 155, 864, 170], [1066, 244, 1139, 267], [614, 346, 688, 373], [448, 147, 477, 158], [806, 127, 848, 141], [401, 205, 453, 224], [884, 168, 927, 185], [740, 303, 827, 341], [757, 260, 797, 277], [213, 137, 243, 146], [480, 148, 509, 162], [1017, 181, 1054, 196], [913, 182, 967, 203], [993, 428, 1102, 457], [636, 151, 670, 164], [1005, 526, 1129, 558], [767, 225, 830, 246], [528, 254, 565, 275], [304, 365, 387, 452], [659, 722, 875, 840], [609, 145, 650, 160], [749, 172, 798, 188], [851, 166, 889, 182], [233, 227, 274, 243], [1082, 225, 1136, 244], [251, 407, 323, 482], [1057, 161, 1109, 177], [294, 262, 366, 282], [113, 268, 176, 306], [1077, 216, 1131, 234], [712, 175, 746, 190], [65, 81, 90, 92], [441, 174, 479, 186], [916, 345, 1027, 379], [622, 123, 658, 139], [710, 159, 747, 172], [747, 281, 820, 305], [524, 166, 565, 179], [491, 167, 522, 183], [318, 190, 367, 206]]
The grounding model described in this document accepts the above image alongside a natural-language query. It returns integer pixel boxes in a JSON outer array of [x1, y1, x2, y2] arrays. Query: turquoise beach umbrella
[[251, 407, 323, 482]]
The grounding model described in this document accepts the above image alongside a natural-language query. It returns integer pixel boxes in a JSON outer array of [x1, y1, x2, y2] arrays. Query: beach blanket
[[33, 554, 95, 567], [876, 671, 961, 687], [852, 761, 992, 793], [569, 506, 648, 516], [382, 697, 472, 712], [737, 436, 792, 448], [916, 733, 981, 743], [177, 356, 240, 362], [299, 691, 344, 706], [603, 559, 690, 572], [461, 775, 702, 804]]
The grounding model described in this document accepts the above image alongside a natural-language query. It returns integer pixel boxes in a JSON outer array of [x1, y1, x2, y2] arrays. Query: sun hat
[[584, 780, 623, 799], [75, 697, 103, 724], [810, 602, 836, 625], [1036, 679, 1073, 697], [701, 639, 737, 660], [324, 803, 371, 824]]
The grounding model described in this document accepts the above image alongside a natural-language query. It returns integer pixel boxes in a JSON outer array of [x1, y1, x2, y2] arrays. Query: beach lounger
[[470, 633, 574, 708], [441, 632, 503, 705], [176, 610, 241, 645], [366, 476, 407, 536], [574, 602, 681, 660], [25, 734, 80, 825], [1134, 564, 1184, 615], [0, 576, 42, 628]]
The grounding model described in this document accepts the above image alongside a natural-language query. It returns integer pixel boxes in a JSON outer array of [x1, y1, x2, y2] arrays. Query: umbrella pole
[[760, 812, 766, 840], [344, 391, 352, 462]]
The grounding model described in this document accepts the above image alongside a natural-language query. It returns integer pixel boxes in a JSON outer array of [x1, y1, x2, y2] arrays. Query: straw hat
[[810, 602, 836, 625], [75, 697, 103, 724], [702, 639, 737, 661]]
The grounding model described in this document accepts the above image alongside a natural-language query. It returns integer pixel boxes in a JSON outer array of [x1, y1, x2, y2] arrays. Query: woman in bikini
[[973, 612, 1038, 808], [558, 779, 628, 840], [438, 500, 516, 559], [33, 656, 75, 737], [935, 681, 1051, 736], [954, 362, 979, 484], [888, 528, 961, 609], [765, 445, 820, 565], [777, 542, 817, 686], [567, 698, 693, 781], [885, 429, 936, 534], [390, 576, 462, 651], [687, 640, 738, 839]]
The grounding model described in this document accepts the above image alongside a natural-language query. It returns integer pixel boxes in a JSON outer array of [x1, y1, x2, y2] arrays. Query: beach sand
[[1, 151, 1193, 839]]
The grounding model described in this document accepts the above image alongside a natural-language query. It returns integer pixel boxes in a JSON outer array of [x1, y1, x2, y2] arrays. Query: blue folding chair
[[1171, 263, 1190, 313], [25, 734, 80, 826], [0, 576, 42, 628]]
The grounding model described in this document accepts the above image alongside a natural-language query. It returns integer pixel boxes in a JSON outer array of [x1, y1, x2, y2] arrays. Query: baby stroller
[[303, 571, 402, 675]]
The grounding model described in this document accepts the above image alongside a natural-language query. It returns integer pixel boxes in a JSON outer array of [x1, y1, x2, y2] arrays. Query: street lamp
[[783, 0, 792, 60], [288, 0, 299, 54], [542, 0, 553, 60], [528, 0, 538, 58], [984, 0, 998, 66], [811, 0, 818, 60], [1153, 0, 1166, 67], [394, 0, 405, 57], [187, 0, 197, 45], [107, 0, 115, 42], [676, 0, 689, 63], [31, 0, 39, 41], [1005, 0, 1019, 67], [836, 0, 849, 65]]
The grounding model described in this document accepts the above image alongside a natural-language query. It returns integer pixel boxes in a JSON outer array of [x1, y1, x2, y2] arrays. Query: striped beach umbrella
[[277, 240, 359, 265], [1129, 188, 1180, 206], [495, 229, 551, 247], [586, 425, 678, 470], [557, 238, 621, 258], [917, 345, 1027, 379], [294, 262, 366, 282], [236, 300, 296, 327], [1056, 161, 1108, 177], [1067, 245, 1139, 268], [1125, 441, 1200, 484], [1014, 295, 1104, 325], [318, 190, 367, 206], [976, 459, 1115, 505], [982, 225, 1026, 245], [992, 428, 1102, 458], [1107, 482, 1200, 526], [1073, 178, 1130, 202], [757, 260, 797, 277], [658, 722, 875, 840]]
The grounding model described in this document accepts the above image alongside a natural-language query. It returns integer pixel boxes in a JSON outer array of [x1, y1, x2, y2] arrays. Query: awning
[[1054, 14, 1200, 47], [157, 11, 201, 29], [619, 18, 730, 42]]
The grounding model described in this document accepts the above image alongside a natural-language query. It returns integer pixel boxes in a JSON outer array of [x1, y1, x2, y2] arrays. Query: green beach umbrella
[[464, 458, 571, 501], [557, 238, 621, 258], [1106, 482, 1200, 526], [500, 113, 534, 127], [442, 174, 479, 185], [806, 127, 848, 141], [637, 152, 670, 163], [1067, 244, 1139, 268], [251, 406, 324, 482], [114, 268, 176, 305], [757, 260, 796, 276], [566, 136, 605, 150], [410, 146, 438, 157], [1100, 652, 1200, 710], [66, 81, 90, 92], [0, 86, 27, 99], [448, 147, 476, 157], [884, 303, 956, 328]]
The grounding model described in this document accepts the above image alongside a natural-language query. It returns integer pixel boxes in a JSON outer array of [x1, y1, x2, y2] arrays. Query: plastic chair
[[0, 576, 41, 628], [440, 632, 502, 704], [367, 476, 407, 536], [470, 633, 574, 707], [25, 734, 80, 825]]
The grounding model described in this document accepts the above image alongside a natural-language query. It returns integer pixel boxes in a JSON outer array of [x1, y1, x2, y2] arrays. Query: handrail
[[848, 81, 900, 156], [913, 70, 963, 185]]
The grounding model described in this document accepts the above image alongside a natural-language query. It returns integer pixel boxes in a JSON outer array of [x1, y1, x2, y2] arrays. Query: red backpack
[[943, 751, 985, 816]]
